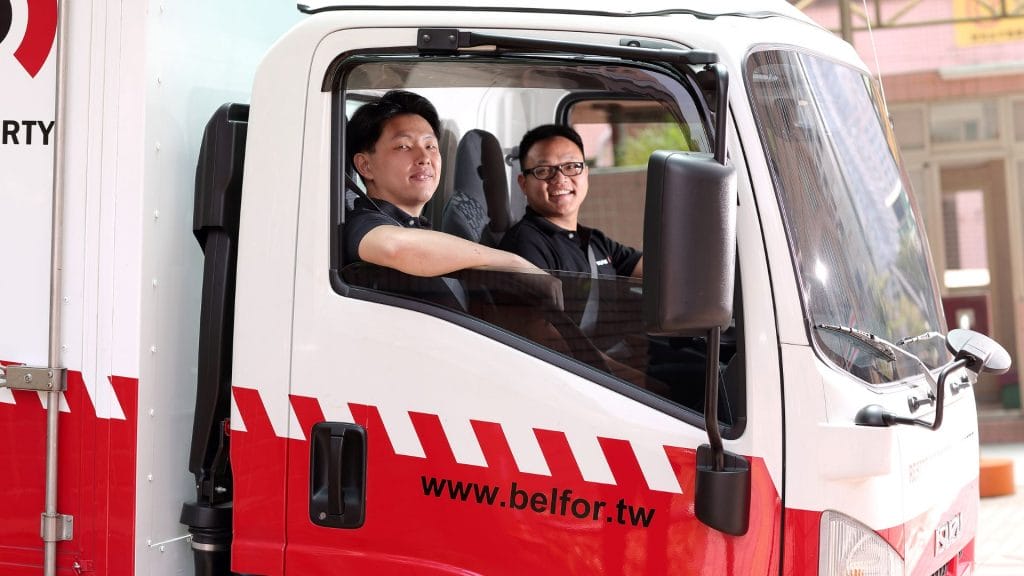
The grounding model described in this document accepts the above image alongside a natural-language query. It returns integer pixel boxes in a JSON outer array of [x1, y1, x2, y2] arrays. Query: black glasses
[[522, 161, 585, 180]]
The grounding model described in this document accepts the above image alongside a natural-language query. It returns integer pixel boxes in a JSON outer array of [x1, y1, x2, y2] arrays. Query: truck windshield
[[746, 49, 948, 384]]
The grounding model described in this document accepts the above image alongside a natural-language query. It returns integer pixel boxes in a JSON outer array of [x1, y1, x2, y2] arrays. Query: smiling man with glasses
[[500, 124, 643, 279]]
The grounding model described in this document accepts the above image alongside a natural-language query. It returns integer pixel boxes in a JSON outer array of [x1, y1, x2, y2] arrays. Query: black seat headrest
[[442, 129, 510, 246]]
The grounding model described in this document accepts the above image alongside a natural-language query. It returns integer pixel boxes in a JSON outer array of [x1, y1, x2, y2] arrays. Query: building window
[[929, 100, 999, 145], [942, 189, 990, 288]]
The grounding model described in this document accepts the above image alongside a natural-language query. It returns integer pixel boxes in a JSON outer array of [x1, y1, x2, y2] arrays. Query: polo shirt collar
[[523, 207, 590, 243], [357, 196, 431, 229]]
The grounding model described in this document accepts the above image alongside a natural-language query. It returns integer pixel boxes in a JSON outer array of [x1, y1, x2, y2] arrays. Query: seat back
[[441, 129, 510, 246], [422, 119, 460, 226], [506, 145, 529, 224]]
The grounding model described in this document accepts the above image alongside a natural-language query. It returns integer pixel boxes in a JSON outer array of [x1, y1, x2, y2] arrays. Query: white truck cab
[[0, 1, 1009, 575]]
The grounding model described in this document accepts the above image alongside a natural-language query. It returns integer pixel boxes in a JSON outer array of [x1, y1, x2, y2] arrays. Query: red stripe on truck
[[0, 366, 137, 575], [232, 392, 782, 574]]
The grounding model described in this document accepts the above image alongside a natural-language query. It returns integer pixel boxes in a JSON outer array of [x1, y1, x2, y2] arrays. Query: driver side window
[[334, 57, 743, 433]]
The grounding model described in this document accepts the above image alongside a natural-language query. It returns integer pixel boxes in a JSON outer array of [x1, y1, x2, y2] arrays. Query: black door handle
[[310, 422, 366, 529]]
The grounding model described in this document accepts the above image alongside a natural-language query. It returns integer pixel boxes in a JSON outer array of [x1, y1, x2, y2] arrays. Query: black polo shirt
[[499, 208, 641, 277], [343, 196, 431, 267], [342, 196, 470, 309]]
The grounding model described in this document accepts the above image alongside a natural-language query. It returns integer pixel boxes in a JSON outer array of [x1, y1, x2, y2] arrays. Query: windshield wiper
[[814, 323, 940, 393], [896, 331, 944, 346], [814, 323, 896, 363]]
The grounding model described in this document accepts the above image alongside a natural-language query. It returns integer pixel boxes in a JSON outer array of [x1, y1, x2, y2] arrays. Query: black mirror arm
[[926, 357, 968, 431], [713, 66, 729, 165], [956, 347, 989, 375], [856, 357, 968, 430], [704, 325, 725, 471], [693, 324, 751, 536]]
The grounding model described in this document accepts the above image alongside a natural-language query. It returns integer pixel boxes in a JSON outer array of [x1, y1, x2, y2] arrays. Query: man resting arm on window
[[343, 90, 536, 277]]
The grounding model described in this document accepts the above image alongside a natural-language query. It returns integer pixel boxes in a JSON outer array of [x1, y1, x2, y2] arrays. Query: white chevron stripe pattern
[[258, 395, 687, 494], [0, 368, 125, 421]]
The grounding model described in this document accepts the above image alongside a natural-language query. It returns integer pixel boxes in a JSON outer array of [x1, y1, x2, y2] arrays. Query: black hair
[[346, 90, 441, 174], [517, 124, 585, 168]]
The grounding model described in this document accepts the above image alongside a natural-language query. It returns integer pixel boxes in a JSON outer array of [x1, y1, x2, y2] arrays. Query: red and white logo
[[0, 0, 56, 78]]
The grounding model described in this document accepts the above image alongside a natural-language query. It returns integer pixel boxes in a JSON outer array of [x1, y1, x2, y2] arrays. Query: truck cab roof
[[296, 0, 816, 25]]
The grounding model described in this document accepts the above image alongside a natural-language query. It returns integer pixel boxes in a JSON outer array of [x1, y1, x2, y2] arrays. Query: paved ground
[[977, 443, 1024, 576]]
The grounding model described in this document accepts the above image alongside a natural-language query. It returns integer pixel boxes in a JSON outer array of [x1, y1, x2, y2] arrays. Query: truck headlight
[[819, 510, 905, 576]]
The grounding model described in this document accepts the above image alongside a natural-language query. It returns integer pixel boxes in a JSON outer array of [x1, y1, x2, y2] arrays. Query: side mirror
[[644, 150, 746, 535], [643, 150, 737, 336], [946, 328, 1011, 375], [926, 328, 1011, 430]]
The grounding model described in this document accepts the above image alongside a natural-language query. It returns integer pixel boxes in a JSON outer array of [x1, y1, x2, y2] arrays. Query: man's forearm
[[631, 256, 644, 278], [360, 226, 535, 276]]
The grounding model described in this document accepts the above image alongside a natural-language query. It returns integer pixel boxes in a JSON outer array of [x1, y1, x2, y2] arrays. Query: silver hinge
[[41, 512, 74, 542], [1, 366, 66, 391]]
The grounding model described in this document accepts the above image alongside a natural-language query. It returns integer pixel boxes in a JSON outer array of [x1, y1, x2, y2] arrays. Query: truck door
[[233, 23, 784, 576]]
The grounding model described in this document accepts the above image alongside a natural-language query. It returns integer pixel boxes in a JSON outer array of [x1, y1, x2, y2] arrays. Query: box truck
[[1, 0, 1009, 574]]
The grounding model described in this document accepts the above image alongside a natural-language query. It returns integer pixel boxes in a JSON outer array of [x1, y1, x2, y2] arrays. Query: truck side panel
[[0, 0, 56, 364], [136, 1, 299, 573], [2, 0, 299, 574], [2, 0, 143, 573]]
